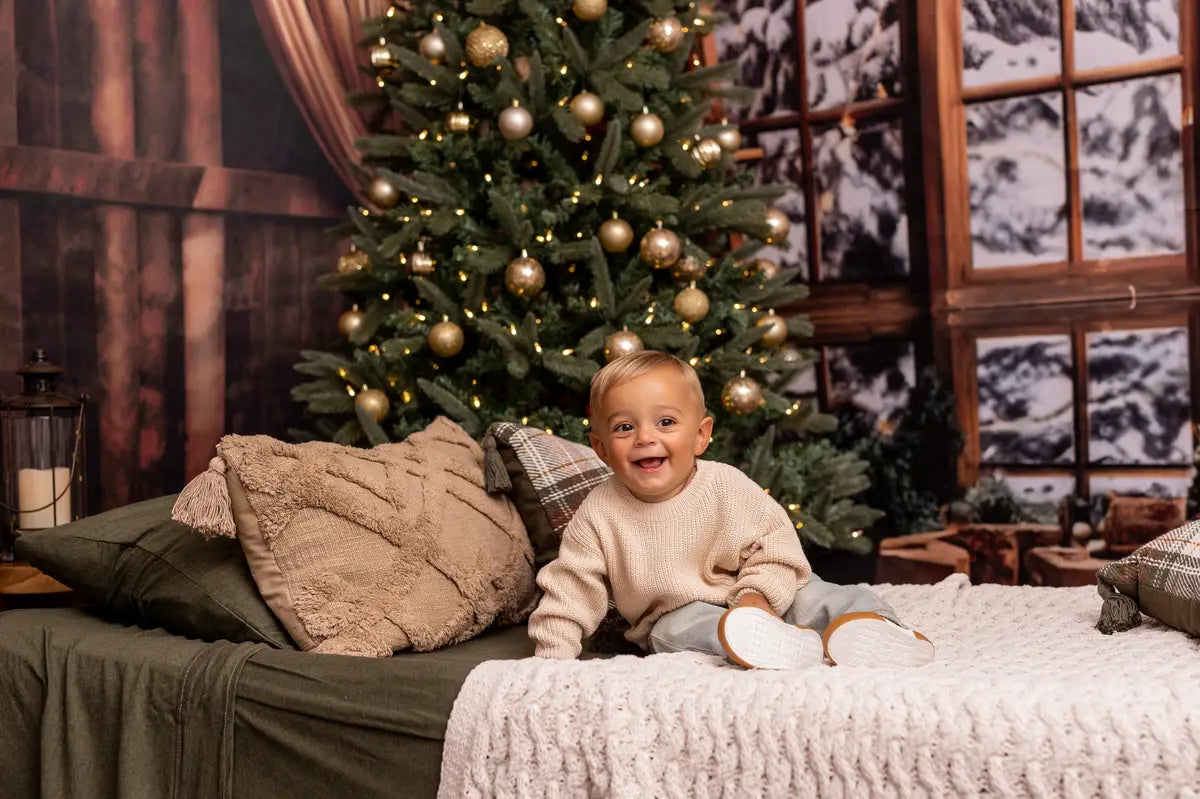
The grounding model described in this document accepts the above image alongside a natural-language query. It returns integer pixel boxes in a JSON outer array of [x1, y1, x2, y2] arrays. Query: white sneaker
[[822, 612, 935, 667], [717, 607, 824, 670]]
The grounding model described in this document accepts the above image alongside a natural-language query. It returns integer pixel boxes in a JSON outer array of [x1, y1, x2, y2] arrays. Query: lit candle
[[18, 467, 72, 529]]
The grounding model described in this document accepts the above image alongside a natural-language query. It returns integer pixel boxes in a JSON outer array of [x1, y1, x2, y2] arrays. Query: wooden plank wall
[[0, 0, 345, 511]]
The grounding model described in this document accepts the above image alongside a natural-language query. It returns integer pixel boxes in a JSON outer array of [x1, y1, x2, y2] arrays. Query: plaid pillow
[[1096, 519, 1200, 636], [482, 422, 611, 567]]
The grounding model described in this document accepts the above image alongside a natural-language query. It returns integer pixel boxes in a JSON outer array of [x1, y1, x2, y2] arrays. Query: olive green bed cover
[[0, 607, 535, 799]]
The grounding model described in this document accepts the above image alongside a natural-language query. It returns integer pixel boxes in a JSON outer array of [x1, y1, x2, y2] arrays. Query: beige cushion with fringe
[[173, 417, 537, 656]]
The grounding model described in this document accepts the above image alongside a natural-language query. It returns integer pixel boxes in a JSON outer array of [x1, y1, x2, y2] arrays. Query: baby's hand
[[734, 592, 775, 615]]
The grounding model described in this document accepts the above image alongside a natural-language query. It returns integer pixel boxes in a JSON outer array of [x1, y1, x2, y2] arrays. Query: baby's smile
[[632, 456, 665, 471]]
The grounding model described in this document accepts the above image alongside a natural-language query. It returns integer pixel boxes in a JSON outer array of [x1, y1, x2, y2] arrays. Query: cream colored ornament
[[603, 329, 644, 363], [569, 91, 605, 126], [408, 242, 435, 276], [639, 227, 681, 269], [428, 320, 464, 357], [337, 249, 369, 274], [647, 16, 684, 52], [722, 374, 764, 414], [779, 344, 804, 365], [715, 123, 742, 152], [754, 257, 781, 281], [598, 216, 634, 253], [763, 208, 791, 243], [671, 255, 706, 281], [368, 42, 397, 74], [505, 253, 546, 297], [674, 284, 709, 323], [465, 23, 508, 67], [691, 137, 723, 170], [418, 31, 447, 64], [355, 388, 390, 422], [630, 111, 664, 147], [756, 312, 788, 348], [572, 0, 607, 21], [338, 307, 366, 338], [499, 104, 534, 140], [367, 176, 399, 208], [445, 107, 472, 133]]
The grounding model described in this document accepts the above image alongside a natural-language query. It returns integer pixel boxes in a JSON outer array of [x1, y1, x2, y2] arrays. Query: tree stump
[[1024, 546, 1112, 588]]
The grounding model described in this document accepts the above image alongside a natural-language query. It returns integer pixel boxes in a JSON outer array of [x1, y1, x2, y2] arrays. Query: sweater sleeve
[[728, 498, 813, 614], [527, 511, 611, 660]]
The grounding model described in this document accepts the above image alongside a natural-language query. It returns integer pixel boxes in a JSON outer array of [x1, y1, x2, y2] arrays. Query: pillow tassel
[[1096, 580, 1142, 635], [171, 456, 237, 539], [481, 434, 512, 493]]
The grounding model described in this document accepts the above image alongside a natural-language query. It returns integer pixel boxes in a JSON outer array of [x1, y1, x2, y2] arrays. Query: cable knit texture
[[441, 575, 1200, 798], [528, 460, 812, 659]]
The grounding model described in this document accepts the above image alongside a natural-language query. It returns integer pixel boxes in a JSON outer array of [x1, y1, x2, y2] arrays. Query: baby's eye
[[613, 422, 634, 433], [658, 418, 676, 427]]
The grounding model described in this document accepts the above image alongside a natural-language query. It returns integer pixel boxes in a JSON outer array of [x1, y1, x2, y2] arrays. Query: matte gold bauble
[[337, 249, 369, 274], [715, 125, 742, 152], [355, 388, 390, 422], [505, 255, 546, 298], [569, 91, 605, 126], [368, 42, 397, 74], [673, 286, 709, 323], [367, 176, 399, 208], [338, 307, 366, 338], [639, 228, 681, 269], [630, 112, 664, 147], [572, 0, 607, 21], [465, 23, 508, 67], [754, 257, 781, 281], [691, 137, 723, 170], [408, 249, 436, 276], [763, 208, 791, 243], [445, 109, 472, 133], [418, 31, 447, 64], [722, 375, 764, 414], [499, 104, 534, 140], [598, 217, 634, 253], [757, 312, 788, 348], [671, 255, 706, 281], [603, 329, 644, 363], [513, 55, 532, 81], [647, 16, 685, 52], [428, 320, 464, 357]]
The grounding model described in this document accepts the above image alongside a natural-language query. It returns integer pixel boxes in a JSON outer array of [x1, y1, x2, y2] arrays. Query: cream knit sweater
[[528, 459, 812, 659]]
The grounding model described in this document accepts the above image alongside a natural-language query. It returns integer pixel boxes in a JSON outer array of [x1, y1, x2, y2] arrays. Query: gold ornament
[[604, 329, 644, 363], [368, 42, 397, 74], [722, 375, 764, 414], [671, 255, 706, 281], [465, 23, 509, 67], [418, 31, 447, 64], [569, 91, 605, 126], [367, 176, 399, 208], [647, 16, 685, 52], [499, 104, 534, 140], [674, 285, 709, 323], [338, 307, 366, 339], [428, 320, 464, 357], [690, 137, 724, 170], [408, 243, 436, 275], [572, 0, 607, 22], [757, 312, 788, 348], [754, 257, 781, 281], [715, 124, 742, 152], [630, 111, 664, 147], [445, 108, 472, 133], [639, 227, 681, 269], [505, 254, 546, 297], [779, 344, 804, 365], [513, 55, 532, 81], [764, 208, 791, 243], [355, 388, 390, 422], [337, 249, 369, 274], [598, 216, 634, 253]]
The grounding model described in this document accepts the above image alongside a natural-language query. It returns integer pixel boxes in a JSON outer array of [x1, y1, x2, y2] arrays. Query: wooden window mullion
[[794, 0, 820, 283], [1070, 326, 1091, 500], [1061, 0, 1083, 268]]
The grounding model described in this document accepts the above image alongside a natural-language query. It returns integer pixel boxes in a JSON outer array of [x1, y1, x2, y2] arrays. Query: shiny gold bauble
[[572, 0, 607, 21], [513, 55, 532, 81], [355, 388, 390, 422], [445, 110, 472, 133], [569, 91, 605, 126], [408, 249, 436, 275], [498, 104, 534, 140], [630, 112, 664, 147], [598, 217, 634, 253], [754, 257, 781, 281], [337, 249, 369, 274], [715, 125, 742, 152], [673, 286, 709, 323], [504, 255, 546, 298], [418, 31, 447, 64], [338, 307, 366, 338], [368, 43, 397, 74], [465, 23, 509, 67], [647, 16, 685, 52], [779, 344, 804, 364], [428, 320, 464, 357], [639, 228, 681, 269], [367, 176, 399, 208], [691, 137, 723, 170], [671, 255, 706, 281], [757, 312, 788, 348], [763, 208, 791, 243], [603, 329, 644, 363], [722, 375, 764, 414]]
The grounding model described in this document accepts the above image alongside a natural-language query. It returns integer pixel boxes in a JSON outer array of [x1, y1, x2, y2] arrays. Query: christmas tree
[[292, 0, 882, 552]]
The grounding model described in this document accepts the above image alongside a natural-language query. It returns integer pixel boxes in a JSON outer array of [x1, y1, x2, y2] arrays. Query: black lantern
[[0, 350, 87, 561]]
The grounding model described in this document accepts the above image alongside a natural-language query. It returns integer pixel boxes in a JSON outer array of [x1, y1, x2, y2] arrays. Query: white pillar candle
[[18, 467, 73, 529]]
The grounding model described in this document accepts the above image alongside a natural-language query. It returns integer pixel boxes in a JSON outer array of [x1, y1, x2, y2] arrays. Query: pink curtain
[[251, 0, 392, 194]]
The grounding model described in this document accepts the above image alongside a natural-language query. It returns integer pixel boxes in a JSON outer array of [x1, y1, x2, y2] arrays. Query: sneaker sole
[[822, 611, 935, 667], [718, 607, 823, 670]]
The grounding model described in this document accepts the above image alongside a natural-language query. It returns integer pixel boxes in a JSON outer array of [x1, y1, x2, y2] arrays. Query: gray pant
[[648, 575, 898, 657]]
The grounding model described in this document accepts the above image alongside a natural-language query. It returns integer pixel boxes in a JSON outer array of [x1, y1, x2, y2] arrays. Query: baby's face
[[589, 365, 713, 503]]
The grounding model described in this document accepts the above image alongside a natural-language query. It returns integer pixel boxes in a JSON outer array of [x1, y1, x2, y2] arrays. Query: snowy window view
[[1090, 473, 1191, 499], [711, 0, 799, 121], [976, 334, 1076, 464], [1074, 0, 1179, 71], [828, 340, 916, 427], [754, 128, 809, 280], [805, 0, 902, 111], [987, 473, 1076, 508], [962, 0, 1061, 89]]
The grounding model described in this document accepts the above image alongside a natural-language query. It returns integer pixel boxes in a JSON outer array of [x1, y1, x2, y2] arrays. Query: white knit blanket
[[439, 575, 1200, 798]]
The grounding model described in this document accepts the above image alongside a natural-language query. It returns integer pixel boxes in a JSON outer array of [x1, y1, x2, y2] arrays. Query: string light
[[402, 390, 413, 403], [472, 396, 482, 408], [589, 297, 599, 308], [382, 293, 390, 301], [534, 343, 543, 353], [562, 348, 574, 355], [346, 386, 357, 397]]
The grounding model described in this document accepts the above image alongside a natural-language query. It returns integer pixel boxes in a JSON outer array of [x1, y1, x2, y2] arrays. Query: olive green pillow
[[15, 494, 294, 648], [1096, 519, 1200, 637]]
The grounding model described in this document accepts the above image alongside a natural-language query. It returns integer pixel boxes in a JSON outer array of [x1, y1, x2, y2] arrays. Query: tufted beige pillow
[[173, 417, 536, 656]]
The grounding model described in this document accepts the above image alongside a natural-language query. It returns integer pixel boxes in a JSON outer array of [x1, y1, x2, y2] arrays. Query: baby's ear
[[695, 416, 714, 456], [589, 431, 609, 462]]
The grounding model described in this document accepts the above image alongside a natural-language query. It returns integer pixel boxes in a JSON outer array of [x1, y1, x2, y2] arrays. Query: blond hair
[[589, 350, 706, 421]]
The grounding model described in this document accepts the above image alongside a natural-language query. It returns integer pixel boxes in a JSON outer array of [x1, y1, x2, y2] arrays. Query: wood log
[[1024, 546, 1111, 588], [877, 530, 971, 585], [1098, 495, 1186, 555]]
